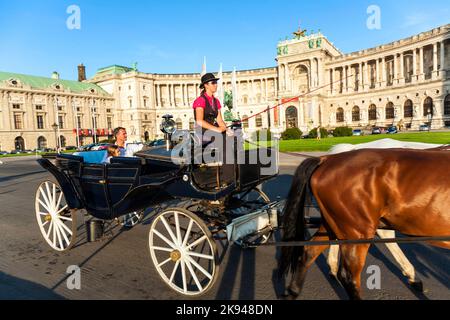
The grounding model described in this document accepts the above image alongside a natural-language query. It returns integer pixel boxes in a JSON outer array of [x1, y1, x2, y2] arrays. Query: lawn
[[247, 132, 450, 152]]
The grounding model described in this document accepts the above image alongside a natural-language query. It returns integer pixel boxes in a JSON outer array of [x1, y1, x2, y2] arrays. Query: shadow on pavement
[[0, 272, 65, 300]]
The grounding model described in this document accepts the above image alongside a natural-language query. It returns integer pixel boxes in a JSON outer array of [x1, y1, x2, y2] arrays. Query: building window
[[444, 95, 450, 116], [107, 117, 112, 129], [386, 102, 395, 119], [106, 108, 112, 113], [369, 104, 377, 121], [370, 64, 376, 89], [242, 115, 249, 129], [14, 114, 23, 129], [255, 114, 263, 127], [336, 108, 344, 123], [404, 100, 413, 118], [352, 106, 360, 122], [77, 116, 82, 128], [143, 85, 146, 90], [13, 104, 21, 110], [176, 118, 183, 130], [36, 115, 44, 129], [129, 99, 132, 108], [58, 106, 63, 111], [58, 115, 64, 129], [423, 97, 433, 117], [76, 107, 81, 112], [37, 136, 47, 149], [35, 105, 43, 110]]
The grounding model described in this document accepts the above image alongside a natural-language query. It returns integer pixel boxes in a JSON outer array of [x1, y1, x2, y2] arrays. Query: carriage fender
[[36, 158, 83, 209]]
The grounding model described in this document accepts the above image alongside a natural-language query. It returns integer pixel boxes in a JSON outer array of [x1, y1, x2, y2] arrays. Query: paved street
[[0, 154, 448, 300]]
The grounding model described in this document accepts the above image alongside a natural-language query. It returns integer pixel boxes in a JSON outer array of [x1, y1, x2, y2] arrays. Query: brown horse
[[278, 148, 450, 300]]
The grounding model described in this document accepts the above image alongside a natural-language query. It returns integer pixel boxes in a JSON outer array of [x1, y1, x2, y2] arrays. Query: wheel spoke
[[56, 205, 69, 215], [182, 219, 194, 247], [44, 182, 52, 210], [55, 191, 63, 211], [169, 260, 180, 283], [52, 183, 56, 210], [52, 219, 56, 246], [180, 260, 187, 293], [185, 258, 203, 292], [174, 212, 182, 245], [39, 186, 52, 209], [56, 220, 71, 246], [45, 221, 53, 238], [160, 215, 179, 246], [38, 199, 52, 213], [186, 251, 214, 260], [58, 215, 72, 222], [150, 246, 173, 252], [185, 254, 213, 280], [41, 220, 49, 227], [157, 257, 172, 268], [186, 235, 207, 250], [153, 229, 177, 249], [56, 218, 73, 236], [54, 221, 64, 250]]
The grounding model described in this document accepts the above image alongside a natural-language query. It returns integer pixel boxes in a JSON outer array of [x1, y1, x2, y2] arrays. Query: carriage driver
[[193, 73, 235, 181]]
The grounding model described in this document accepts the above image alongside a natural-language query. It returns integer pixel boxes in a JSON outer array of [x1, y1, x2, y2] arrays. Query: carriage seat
[[73, 150, 107, 164]]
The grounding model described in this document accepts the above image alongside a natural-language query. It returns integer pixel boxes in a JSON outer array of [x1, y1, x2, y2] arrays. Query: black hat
[[200, 73, 220, 88]]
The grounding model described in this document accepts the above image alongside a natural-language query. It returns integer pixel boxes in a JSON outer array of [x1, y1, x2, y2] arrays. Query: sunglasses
[[208, 81, 218, 85]]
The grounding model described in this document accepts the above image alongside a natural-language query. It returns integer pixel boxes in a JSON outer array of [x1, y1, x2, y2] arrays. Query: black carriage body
[[37, 144, 278, 221]]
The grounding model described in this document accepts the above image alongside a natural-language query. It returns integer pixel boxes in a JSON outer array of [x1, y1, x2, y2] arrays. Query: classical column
[[364, 62, 370, 91], [393, 54, 398, 84], [381, 57, 387, 87], [399, 52, 405, 84], [264, 79, 268, 102], [329, 69, 334, 95], [154, 84, 159, 107], [285, 64, 289, 91], [440, 41, 446, 72], [376, 58, 381, 87], [317, 59, 322, 87], [433, 42, 439, 79], [419, 47, 424, 81], [412, 49, 417, 83]]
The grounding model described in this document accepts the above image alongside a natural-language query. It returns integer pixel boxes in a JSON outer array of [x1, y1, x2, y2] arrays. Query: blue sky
[[0, 0, 448, 80]]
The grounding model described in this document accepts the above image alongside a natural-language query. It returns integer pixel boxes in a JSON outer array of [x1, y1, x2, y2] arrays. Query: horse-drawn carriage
[[35, 117, 284, 296]]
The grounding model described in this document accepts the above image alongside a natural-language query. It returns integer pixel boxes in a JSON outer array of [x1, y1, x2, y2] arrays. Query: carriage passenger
[[103, 145, 120, 163]]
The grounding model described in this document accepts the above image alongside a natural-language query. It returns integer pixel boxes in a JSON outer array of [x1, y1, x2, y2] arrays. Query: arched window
[[386, 102, 395, 119], [144, 131, 149, 142], [369, 104, 377, 121], [423, 97, 433, 117], [336, 108, 344, 123], [255, 114, 263, 127], [14, 137, 25, 151], [404, 100, 413, 118], [352, 106, 360, 122], [243, 96, 248, 105], [285, 106, 298, 128], [37, 136, 47, 149], [444, 95, 450, 116]]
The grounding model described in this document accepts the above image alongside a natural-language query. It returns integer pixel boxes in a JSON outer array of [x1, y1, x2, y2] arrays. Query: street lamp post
[[52, 123, 59, 153]]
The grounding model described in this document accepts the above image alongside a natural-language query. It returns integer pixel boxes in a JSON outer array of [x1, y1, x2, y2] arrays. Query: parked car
[[387, 126, 398, 134], [10, 150, 23, 154], [0, 151, 8, 155], [419, 124, 430, 131], [23, 149, 34, 154], [353, 129, 362, 136], [64, 146, 77, 151], [147, 139, 166, 147], [372, 127, 382, 135], [78, 144, 96, 151]]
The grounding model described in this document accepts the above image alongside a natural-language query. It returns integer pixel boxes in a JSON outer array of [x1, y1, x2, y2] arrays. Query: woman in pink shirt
[[193, 73, 228, 135]]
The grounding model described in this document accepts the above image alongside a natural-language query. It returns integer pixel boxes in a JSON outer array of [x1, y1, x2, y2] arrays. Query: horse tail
[[278, 157, 322, 278]]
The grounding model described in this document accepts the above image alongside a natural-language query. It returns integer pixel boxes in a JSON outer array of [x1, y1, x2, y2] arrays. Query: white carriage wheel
[[35, 180, 77, 252], [148, 208, 219, 296]]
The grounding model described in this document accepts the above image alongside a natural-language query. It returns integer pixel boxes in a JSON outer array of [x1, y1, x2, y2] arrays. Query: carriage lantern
[[160, 114, 176, 151]]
